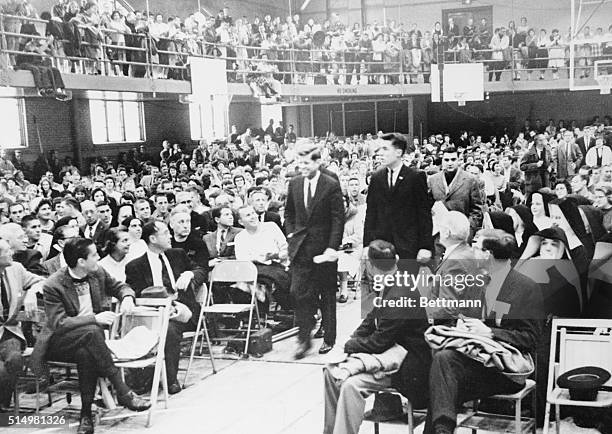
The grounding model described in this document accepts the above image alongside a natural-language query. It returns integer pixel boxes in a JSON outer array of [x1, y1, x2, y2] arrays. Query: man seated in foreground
[[32, 238, 150, 434], [323, 240, 431, 434], [234, 205, 292, 311], [423, 229, 543, 434]]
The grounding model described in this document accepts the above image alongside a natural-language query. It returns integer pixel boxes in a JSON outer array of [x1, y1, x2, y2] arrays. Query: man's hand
[[175, 271, 194, 291], [95, 311, 117, 327], [461, 317, 493, 338], [119, 297, 134, 315], [23, 290, 38, 317], [536, 160, 543, 167], [416, 249, 432, 264]]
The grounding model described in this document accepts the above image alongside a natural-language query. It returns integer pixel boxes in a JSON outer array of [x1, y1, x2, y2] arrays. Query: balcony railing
[[2, 13, 611, 89]]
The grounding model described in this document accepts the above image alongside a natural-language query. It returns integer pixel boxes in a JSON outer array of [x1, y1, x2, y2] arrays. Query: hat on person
[[557, 366, 611, 401]]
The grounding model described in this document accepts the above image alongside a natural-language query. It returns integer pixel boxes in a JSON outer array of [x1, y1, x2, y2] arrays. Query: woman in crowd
[[593, 185, 612, 232], [554, 180, 571, 199], [535, 28, 550, 80], [39, 177, 60, 199], [507, 204, 538, 252], [122, 216, 147, 261], [98, 228, 131, 282], [107, 10, 132, 76], [525, 28, 539, 79]]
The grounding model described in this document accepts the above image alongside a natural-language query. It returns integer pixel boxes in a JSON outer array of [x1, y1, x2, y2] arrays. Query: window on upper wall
[[89, 92, 145, 144], [0, 88, 28, 149], [189, 97, 227, 140]]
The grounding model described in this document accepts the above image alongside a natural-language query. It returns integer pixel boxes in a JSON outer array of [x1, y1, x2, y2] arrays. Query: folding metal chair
[[182, 284, 216, 387], [543, 318, 612, 434], [199, 261, 259, 364], [109, 298, 172, 428]]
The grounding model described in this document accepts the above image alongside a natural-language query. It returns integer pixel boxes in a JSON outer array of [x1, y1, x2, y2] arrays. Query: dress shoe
[[313, 327, 325, 339], [294, 341, 311, 360], [168, 382, 182, 395], [118, 390, 151, 412], [77, 415, 94, 434], [318, 342, 334, 354]]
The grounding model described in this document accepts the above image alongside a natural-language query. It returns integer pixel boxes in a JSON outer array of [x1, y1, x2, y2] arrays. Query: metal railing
[[2, 13, 611, 87]]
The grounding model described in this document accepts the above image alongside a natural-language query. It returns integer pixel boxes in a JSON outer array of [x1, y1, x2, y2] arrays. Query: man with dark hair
[[425, 228, 543, 434], [203, 206, 241, 262], [125, 221, 207, 395], [520, 134, 553, 198], [31, 238, 150, 434], [8, 202, 25, 225], [95, 201, 113, 229], [364, 132, 433, 261], [22, 215, 53, 261], [323, 240, 431, 434], [285, 141, 344, 358], [42, 224, 80, 275], [80, 200, 106, 249], [429, 146, 484, 236], [152, 193, 170, 223]]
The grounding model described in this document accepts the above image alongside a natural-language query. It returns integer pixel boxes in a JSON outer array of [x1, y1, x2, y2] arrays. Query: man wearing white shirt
[[585, 136, 612, 167], [235, 205, 291, 311]]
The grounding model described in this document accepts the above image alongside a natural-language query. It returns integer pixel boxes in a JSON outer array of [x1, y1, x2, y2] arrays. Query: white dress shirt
[[235, 222, 288, 266], [145, 249, 176, 289]]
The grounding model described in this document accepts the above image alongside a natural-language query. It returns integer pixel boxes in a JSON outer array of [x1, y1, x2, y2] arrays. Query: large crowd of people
[[3, 1, 612, 86], [1, 111, 612, 433]]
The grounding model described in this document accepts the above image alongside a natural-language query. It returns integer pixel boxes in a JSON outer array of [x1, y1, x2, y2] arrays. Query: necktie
[[1, 272, 9, 321], [597, 149, 603, 167], [87, 225, 94, 239], [306, 179, 314, 210], [159, 254, 172, 290], [388, 168, 394, 189]]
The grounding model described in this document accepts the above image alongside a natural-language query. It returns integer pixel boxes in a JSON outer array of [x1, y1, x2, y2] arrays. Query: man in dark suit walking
[[285, 141, 344, 358], [125, 221, 207, 394], [364, 133, 433, 261], [576, 126, 596, 164], [519, 134, 553, 198]]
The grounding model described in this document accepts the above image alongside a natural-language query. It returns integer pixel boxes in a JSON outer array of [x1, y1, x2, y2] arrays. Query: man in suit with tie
[[285, 141, 344, 358], [428, 147, 483, 237], [576, 126, 597, 163], [31, 238, 150, 434], [80, 200, 107, 251], [519, 134, 554, 198], [42, 225, 80, 275], [364, 132, 433, 262], [248, 188, 283, 231], [553, 129, 583, 181], [203, 206, 242, 265], [0, 239, 44, 410], [125, 221, 207, 394]]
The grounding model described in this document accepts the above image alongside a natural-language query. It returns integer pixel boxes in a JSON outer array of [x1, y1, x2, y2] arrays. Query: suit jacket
[[30, 266, 135, 377], [203, 226, 242, 259], [0, 262, 45, 342], [519, 145, 553, 193], [431, 243, 484, 320], [13, 249, 46, 276], [364, 165, 433, 259], [125, 248, 207, 313], [284, 172, 344, 263], [553, 140, 583, 180], [248, 153, 279, 169], [81, 220, 107, 247], [484, 268, 543, 359], [576, 136, 596, 163], [428, 169, 483, 233], [258, 211, 283, 232]]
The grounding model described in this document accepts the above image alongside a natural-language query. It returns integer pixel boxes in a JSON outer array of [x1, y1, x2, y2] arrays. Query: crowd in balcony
[[2, 0, 612, 84]]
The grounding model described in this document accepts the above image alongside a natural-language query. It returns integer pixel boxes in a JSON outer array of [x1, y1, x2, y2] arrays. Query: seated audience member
[[203, 206, 242, 264], [0, 239, 45, 410], [22, 215, 53, 260], [0, 223, 45, 275], [31, 238, 150, 434], [323, 240, 430, 434], [430, 211, 484, 320], [98, 228, 131, 282], [43, 225, 80, 275], [528, 191, 554, 230], [152, 193, 170, 223], [248, 188, 283, 231], [424, 229, 543, 434], [125, 221, 207, 395], [133, 198, 152, 223], [95, 201, 114, 230], [35, 199, 55, 234], [122, 217, 147, 261], [8, 202, 25, 224], [234, 205, 291, 310], [81, 200, 108, 250], [175, 191, 209, 236], [585, 136, 612, 168], [169, 205, 210, 266], [337, 195, 365, 303]]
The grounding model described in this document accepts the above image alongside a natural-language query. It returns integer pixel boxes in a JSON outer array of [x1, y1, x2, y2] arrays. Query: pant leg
[[0, 335, 23, 406], [323, 366, 392, 434], [426, 349, 523, 432], [320, 287, 336, 345], [164, 320, 185, 385], [291, 264, 318, 344]]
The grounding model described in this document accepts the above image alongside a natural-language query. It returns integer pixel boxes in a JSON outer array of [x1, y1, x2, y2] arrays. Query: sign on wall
[[431, 63, 485, 103], [189, 57, 228, 100]]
